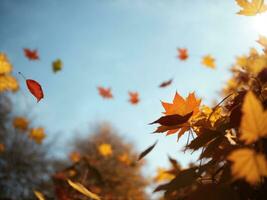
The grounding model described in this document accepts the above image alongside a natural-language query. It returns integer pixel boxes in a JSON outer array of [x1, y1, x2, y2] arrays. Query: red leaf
[[177, 48, 188, 60], [23, 48, 39, 60], [129, 91, 140, 105], [97, 86, 113, 99], [159, 79, 173, 88], [26, 79, 44, 102]]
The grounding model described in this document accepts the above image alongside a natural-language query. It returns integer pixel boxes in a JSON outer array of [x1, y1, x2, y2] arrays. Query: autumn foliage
[[53, 124, 148, 200]]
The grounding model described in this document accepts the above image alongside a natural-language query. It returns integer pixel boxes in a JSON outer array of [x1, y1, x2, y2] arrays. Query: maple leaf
[[154, 167, 175, 183], [34, 191, 45, 200], [67, 179, 101, 200], [12, 116, 29, 131], [128, 91, 140, 105], [23, 48, 39, 60], [29, 127, 46, 144], [98, 143, 113, 157], [159, 79, 173, 88], [153, 92, 201, 138], [97, 86, 113, 99], [52, 59, 63, 73], [202, 55, 216, 69], [19, 72, 44, 102], [69, 151, 81, 163], [228, 148, 267, 185], [177, 48, 188, 60], [240, 91, 267, 144], [236, 0, 267, 16], [0, 53, 12, 75]]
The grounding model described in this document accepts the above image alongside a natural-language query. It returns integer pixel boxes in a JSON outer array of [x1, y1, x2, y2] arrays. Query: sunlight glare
[[252, 13, 267, 35]]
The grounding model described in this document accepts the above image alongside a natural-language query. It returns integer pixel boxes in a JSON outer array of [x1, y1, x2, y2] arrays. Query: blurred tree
[[0, 94, 57, 200], [53, 124, 148, 200]]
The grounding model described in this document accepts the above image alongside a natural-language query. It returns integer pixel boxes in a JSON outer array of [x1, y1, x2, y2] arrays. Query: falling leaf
[[228, 148, 267, 185], [13, 116, 29, 131], [23, 48, 39, 60], [128, 91, 140, 105], [19, 72, 44, 102], [0, 143, 5, 153], [0, 75, 19, 92], [202, 55, 216, 69], [159, 79, 173, 88], [154, 167, 175, 183], [240, 91, 267, 144], [34, 191, 45, 200], [236, 0, 267, 16], [97, 87, 113, 99], [177, 48, 188, 60], [69, 151, 81, 163], [257, 35, 267, 54], [52, 59, 63, 73], [98, 143, 113, 157], [0, 53, 12, 74], [138, 141, 157, 161], [154, 92, 201, 138], [67, 179, 101, 200], [29, 127, 46, 144]]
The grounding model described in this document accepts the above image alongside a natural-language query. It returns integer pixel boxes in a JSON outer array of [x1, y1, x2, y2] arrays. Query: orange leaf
[[177, 48, 188, 60], [26, 79, 44, 102], [128, 91, 140, 105], [97, 86, 113, 99], [23, 48, 39, 60]]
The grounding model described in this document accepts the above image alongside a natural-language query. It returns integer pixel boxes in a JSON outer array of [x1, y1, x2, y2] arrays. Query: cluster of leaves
[[53, 124, 148, 200], [150, 33, 267, 199]]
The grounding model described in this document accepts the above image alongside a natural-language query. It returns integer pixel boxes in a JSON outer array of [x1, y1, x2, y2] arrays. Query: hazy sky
[[0, 0, 265, 175]]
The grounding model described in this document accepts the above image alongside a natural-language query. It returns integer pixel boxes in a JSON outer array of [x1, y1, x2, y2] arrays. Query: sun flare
[[252, 13, 267, 35]]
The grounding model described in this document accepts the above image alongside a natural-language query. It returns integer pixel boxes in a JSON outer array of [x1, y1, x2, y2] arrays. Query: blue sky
[[0, 0, 265, 175]]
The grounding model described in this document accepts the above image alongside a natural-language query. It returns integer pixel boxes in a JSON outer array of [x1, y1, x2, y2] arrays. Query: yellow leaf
[[34, 190, 45, 200], [236, 0, 267, 16], [0, 53, 12, 75], [98, 143, 113, 157], [29, 127, 46, 144], [228, 148, 267, 184], [69, 151, 81, 163], [0, 75, 19, 93], [67, 179, 101, 200], [240, 91, 267, 144], [154, 168, 175, 183], [257, 35, 267, 49], [52, 59, 63, 73], [201, 55, 216, 69], [13, 116, 29, 131]]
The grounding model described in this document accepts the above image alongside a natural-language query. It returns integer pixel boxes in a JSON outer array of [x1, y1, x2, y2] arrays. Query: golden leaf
[[13, 116, 29, 131], [201, 55, 216, 69], [0, 75, 19, 93], [29, 127, 46, 144], [0, 53, 12, 75], [34, 191, 45, 200], [240, 91, 267, 144], [98, 143, 113, 157], [67, 179, 101, 200], [236, 0, 267, 16], [154, 168, 175, 183], [228, 148, 267, 184], [52, 59, 63, 73], [69, 151, 81, 163]]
